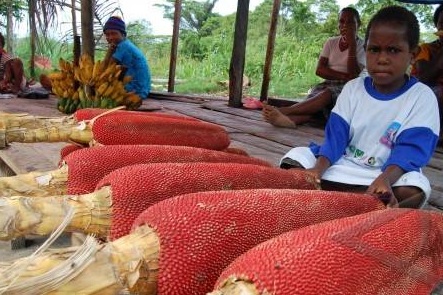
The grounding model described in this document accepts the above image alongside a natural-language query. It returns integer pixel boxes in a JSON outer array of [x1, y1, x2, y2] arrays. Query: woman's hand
[[343, 23, 357, 44]]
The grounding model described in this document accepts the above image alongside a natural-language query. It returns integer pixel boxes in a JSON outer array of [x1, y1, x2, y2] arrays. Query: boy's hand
[[304, 168, 322, 189], [366, 177, 398, 207]]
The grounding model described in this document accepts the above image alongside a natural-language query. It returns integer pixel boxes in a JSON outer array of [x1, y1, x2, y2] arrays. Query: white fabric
[[280, 77, 440, 204], [333, 78, 439, 171], [281, 147, 432, 203], [320, 36, 366, 74]]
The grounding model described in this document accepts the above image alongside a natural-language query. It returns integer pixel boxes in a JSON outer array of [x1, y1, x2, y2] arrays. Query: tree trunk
[[168, 0, 182, 93], [71, 0, 78, 37], [80, 0, 95, 59], [6, 5, 14, 54], [28, 0, 37, 79], [228, 0, 249, 108], [260, 0, 282, 102]]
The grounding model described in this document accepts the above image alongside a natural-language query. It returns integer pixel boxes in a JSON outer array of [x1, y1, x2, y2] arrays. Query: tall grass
[[14, 29, 326, 99], [145, 30, 326, 98]]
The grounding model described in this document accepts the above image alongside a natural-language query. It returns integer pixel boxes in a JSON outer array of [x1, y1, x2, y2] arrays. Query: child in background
[[102, 16, 151, 100], [411, 4, 443, 145], [262, 7, 366, 128], [280, 6, 440, 208], [0, 33, 26, 94]]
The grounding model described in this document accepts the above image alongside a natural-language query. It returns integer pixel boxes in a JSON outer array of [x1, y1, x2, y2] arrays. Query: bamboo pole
[[0, 225, 160, 294], [0, 186, 111, 240]]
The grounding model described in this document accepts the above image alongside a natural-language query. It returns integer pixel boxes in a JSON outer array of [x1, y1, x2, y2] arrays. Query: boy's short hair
[[340, 7, 361, 27], [433, 4, 443, 27], [364, 6, 420, 50]]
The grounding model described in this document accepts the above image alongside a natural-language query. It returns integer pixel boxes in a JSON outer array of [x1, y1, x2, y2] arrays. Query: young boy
[[102, 16, 151, 100], [280, 6, 440, 208]]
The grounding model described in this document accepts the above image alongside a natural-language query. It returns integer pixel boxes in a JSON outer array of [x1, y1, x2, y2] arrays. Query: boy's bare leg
[[393, 186, 425, 208], [262, 102, 297, 128]]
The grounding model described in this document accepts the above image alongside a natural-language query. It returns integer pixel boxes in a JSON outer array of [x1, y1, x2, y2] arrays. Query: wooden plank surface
[[0, 95, 442, 210], [160, 100, 325, 146], [155, 98, 443, 209], [0, 142, 67, 174]]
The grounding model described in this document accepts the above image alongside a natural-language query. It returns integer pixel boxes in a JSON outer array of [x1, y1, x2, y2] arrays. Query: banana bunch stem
[[0, 112, 90, 148], [0, 164, 68, 198], [0, 225, 159, 295], [0, 112, 75, 130], [4, 124, 92, 145], [0, 186, 111, 240]]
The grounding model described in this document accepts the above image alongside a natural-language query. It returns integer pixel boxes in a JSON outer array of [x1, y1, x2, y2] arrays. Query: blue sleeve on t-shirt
[[384, 126, 439, 172], [309, 112, 350, 164]]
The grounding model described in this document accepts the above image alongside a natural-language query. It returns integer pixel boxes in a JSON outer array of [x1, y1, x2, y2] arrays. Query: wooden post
[[80, 0, 95, 59], [228, 0, 250, 108], [260, 0, 281, 102], [28, 0, 37, 79], [168, 0, 182, 93], [73, 36, 81, 66]]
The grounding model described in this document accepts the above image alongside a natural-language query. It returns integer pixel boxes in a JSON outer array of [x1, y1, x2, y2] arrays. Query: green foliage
[[355, 0, 435, 30], [126, 20, 153, 48], [9, 0, 439, 98], [0, 0, 25, 26], [155, 0, 220, 32]]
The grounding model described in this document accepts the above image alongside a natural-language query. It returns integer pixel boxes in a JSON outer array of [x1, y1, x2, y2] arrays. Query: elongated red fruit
[[131, 189, 385, 294], [89, 113, 230, 150], [96, 162, 318, 240], [59, 143, 85, 162], [73, 108, 198, 122], [212, 209, 443, 295], [64, 145, 272, 195]]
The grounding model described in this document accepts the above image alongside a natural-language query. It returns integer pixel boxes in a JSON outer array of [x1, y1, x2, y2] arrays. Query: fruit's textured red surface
[[214, 209, 443, 295], [132, 189, 385, 294]]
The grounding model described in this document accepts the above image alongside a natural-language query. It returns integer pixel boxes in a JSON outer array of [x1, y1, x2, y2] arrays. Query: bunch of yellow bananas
[[49, 54, 142, 114]]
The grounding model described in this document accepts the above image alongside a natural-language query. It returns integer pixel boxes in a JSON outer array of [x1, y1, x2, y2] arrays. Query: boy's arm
[[305, 156, 332, 185], [101, 44, 117, 70], [367, 165, 404, 195]]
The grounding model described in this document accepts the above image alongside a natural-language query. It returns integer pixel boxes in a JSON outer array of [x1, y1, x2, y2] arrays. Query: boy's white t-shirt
[[280, 76, 440, 201]]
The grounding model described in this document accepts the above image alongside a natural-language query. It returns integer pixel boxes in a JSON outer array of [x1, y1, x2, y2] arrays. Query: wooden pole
[[228, 0, 250, 108], [28, 0, 37, 79], [260, 0, 281, 102], [168, 0, 182, 93], [80, 0, 95, 59]]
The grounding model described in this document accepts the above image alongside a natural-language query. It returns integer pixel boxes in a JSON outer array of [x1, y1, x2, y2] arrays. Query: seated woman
[[0, 33, 26, 94], [262, 7, 366, 128], [411, 4, 443, 145]]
